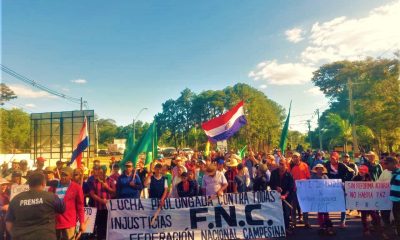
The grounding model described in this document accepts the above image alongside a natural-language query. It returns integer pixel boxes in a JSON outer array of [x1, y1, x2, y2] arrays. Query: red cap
[[359, 165, 369, 174], [36, 156, 46, 162], [330, 152, 340, 160], [111, 156, 116, 161]]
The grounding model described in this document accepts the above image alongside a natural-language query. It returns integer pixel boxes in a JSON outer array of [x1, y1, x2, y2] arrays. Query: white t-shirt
[[378, 169, 392, 181], [202, 171, 227, 196]]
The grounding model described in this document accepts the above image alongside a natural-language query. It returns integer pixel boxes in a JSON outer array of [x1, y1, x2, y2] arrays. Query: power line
[[1, 64, 83, 105]]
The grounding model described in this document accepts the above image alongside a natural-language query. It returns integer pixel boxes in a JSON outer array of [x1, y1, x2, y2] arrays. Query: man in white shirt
[[202, 164, 228, 197]]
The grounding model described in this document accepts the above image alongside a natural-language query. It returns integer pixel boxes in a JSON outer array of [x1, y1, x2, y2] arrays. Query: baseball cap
[[60, 167, 73, 176], [37, 157, 46, 163], [217, 159, 225, 165]]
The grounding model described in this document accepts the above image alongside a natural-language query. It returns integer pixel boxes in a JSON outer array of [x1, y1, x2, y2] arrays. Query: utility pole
[[80, 97, 83, 111], [347, 78, 359, 155], [316, 109, 322, 150], [307, 120, 312, 150]]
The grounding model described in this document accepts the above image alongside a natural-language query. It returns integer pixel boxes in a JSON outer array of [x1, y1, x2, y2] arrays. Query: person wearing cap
[[269, 158, 295, 234], [216, 159, 226, 174], [18, 160, 29, 177], [116, 161, 143, 199], [225, 157, 239, 193], [136, 160, 148, 197], [325, 151, 353, 228], [6, 172, 65, 240], [145, 164, 169, 203], [90, 165, 115, 239], [53, 160, 65, 179], [53, 167, 86, 239], [342, 153, 358, 176], [196, 159, 207, 193], [9, 171, 26, 185], [35, 157, 46, 172], [311, 164, 335, 236], [0, 178, 10, 239], [363, 151, 383, 181], [44, 166, 59, 188], [353, 165, 383, 236], [289, 152, 311, 228], [177, 172, 197, 198], [202, 164, 228, 197]]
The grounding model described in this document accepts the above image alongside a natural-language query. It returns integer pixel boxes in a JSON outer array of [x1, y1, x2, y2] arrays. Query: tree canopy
[[309, 57, 400, 153]]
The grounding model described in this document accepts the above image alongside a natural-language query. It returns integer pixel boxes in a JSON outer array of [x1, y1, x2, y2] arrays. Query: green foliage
[[0, 108, 30, 153], [310, 57, 400, 152], [156, 83, 285, 151], [0, 83, 17, 105]]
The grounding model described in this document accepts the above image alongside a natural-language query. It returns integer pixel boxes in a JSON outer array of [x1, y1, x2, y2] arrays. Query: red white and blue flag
[[69, 117, 89, 168], [202, 101, 247, 142]]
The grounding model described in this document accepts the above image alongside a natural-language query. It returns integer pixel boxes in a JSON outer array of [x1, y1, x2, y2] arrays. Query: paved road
[[286, 212, 396, 240]]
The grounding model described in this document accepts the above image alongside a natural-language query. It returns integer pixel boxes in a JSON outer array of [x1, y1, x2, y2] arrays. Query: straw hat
[[0, 178, 10, 185], [205, 164, 217, 175], [226, 158, 239, 167], [312, 164, 327, 173]]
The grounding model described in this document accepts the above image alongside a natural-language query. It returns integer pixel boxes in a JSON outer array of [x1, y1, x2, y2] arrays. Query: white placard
[[84, 207, 97, 233], [345, 181, 392, 210], [107, 191, 285, 240], [10, 184, 30, 200], [296, 179, 346, 212]]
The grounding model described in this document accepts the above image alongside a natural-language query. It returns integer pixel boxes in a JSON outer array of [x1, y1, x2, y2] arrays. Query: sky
[[2, 0, 400, 133]]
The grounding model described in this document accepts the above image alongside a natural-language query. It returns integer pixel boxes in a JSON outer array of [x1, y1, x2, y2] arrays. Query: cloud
[[249, 60, 315, 85], [249, 1, 400, 86], [304, 87, 323, 96], [71, 79, 87, 84], [285, 28, 304, 43], [302, 1, 400, 63], [8, 84, 54, 99], [25, 103, 36, 108], [259, 84, 267, 89]]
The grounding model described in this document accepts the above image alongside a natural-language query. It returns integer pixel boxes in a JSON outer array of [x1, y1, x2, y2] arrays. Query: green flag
[[120, 121, 158, 168], [123, 132, 134, 160], [238, 145, 247, 160], [279, 101, 292, 154], [146, 121, 158, 167]]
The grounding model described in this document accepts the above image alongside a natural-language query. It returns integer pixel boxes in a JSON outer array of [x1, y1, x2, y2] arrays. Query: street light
[[132, 107, 148, 144]]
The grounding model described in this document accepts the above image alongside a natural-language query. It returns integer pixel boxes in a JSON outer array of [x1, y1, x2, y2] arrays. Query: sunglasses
[[125, 165, 133, 168]]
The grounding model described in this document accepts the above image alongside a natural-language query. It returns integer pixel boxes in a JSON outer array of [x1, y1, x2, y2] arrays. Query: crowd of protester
[[0, 149, 400, 239]]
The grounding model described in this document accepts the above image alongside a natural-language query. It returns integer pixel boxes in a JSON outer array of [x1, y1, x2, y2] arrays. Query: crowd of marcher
[[0, 149, 400, 239]]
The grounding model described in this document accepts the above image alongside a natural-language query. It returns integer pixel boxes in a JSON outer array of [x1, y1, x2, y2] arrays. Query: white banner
[[106, 191, 285, 240], [10, 184, 30, 200], [345, 181, 392, 210], [84, 207, 97, 233], [296, 179, 346, 212]]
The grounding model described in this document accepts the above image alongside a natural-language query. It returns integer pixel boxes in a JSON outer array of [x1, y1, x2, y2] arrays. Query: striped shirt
[[55, 182, 70, 200], [390, 168, 400, 202], [90, 178, 114, 210]]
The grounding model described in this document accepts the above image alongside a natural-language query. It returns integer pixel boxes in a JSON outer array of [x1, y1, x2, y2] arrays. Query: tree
[[0, 108, 30, 153], [311, 57, 400, 152], [97, 118, 118, 148], [0, 83, 17, 105]]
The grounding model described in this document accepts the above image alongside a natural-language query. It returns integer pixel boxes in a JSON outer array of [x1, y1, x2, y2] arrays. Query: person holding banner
[[116, 161, 143, 199], [311, 164, 336, 236], [90, 166, 115, 240], [325, 152, 354, 228], [145, 163, 169, 203], [177, 172, 197, 197], [202, 164, 228, 197], [269, 158, 295, 234], [353, 165, 382, 236], [289, 152, 310, 228]]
